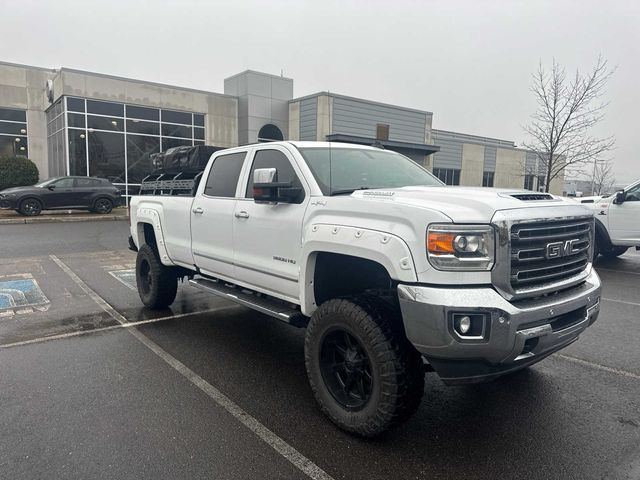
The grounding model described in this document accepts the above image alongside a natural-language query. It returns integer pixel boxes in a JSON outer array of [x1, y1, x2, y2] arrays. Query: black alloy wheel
[[320, 328, 374, 410], [305, 296, 425, 437], [94, 198, 113, 214], [19, 198, 42, 216]]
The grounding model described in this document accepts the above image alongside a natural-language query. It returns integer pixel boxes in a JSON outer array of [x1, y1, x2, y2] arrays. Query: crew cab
[[589, 179, 640, 258], [129, 141, 601, 436]]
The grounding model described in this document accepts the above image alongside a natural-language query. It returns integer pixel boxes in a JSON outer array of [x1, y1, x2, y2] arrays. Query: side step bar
[[189, 277, 308, 327]]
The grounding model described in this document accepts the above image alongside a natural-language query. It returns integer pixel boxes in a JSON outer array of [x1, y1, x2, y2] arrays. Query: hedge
[[0, 156, 39, 190]]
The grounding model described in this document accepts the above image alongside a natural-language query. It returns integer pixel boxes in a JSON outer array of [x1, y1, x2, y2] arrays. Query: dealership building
[[0, 60, 562, 197]]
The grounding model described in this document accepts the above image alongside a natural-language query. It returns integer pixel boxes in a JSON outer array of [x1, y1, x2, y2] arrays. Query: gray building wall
[[289, 92, 433, 145], [0, 61, 57, 178], [331, 95, 428, 144], [430, 129, 564, 194], [1, 61, 239, 182], [298, 97, 317, 141], [55, 68, 238, 148], [224, 70, 292, 145]]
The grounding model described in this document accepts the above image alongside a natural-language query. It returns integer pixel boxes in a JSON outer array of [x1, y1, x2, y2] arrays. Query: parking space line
[[557, 355, 640, 381], [597, 267, 640, 276], [602, 297, 640, 307], [0, 306, 241, 349], [48, 255, 334, 480]]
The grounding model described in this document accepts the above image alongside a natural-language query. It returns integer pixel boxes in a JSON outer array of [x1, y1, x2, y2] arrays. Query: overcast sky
[[2, 0, 638, 184]]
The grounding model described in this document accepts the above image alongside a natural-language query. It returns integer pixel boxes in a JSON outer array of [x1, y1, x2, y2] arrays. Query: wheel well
[[141, 223, 157, 250], [313, 252, 396, 306], [20, 196, 41, 206], [594, 218, 611, 247], [93, 196, 113, 206]]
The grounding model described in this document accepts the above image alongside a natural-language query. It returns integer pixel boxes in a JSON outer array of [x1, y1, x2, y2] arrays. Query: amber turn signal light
[[427, 232, 457, 254]]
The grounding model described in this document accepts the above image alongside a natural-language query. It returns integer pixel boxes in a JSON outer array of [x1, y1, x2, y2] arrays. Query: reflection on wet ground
[[0, 250, 230, 346]]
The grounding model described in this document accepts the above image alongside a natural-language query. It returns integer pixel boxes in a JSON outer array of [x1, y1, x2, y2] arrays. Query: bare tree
[[591, 158, 616, 195], [523, 57, 615, 192]]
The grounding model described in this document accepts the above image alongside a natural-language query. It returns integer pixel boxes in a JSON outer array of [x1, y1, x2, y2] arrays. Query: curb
[[0, 215, 128, 225]]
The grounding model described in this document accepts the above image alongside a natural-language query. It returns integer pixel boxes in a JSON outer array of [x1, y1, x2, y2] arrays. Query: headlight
[[1, 193, 16, 199], [427, 224, 495, 271]]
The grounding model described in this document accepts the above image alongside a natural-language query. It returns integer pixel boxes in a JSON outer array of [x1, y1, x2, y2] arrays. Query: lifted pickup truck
[[129, 141, 601, 436], [589, 179, 640, 259]]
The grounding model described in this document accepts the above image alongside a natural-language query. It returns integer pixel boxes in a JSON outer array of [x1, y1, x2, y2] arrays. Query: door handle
[[192, 207, 204, 214], [234, 211, 249, 219]]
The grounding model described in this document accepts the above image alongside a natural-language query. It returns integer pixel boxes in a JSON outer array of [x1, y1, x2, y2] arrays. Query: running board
[[189, 278, 308, 327]]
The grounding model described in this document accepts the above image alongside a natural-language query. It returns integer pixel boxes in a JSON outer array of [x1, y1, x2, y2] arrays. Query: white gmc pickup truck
[[129, 141, 601, 436]]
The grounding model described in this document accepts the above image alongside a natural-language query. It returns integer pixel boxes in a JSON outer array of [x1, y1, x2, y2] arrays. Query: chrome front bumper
[[397, 269, 601, 384]]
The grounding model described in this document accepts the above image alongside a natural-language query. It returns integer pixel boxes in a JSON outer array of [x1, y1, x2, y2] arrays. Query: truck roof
[[225, 141, 384, 151]]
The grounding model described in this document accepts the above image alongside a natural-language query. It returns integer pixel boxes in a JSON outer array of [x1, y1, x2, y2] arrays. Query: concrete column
[[460, 143, 484, 186], [494, 148, 526, 188], [316, 95, 332, 141], [288, 101, 300, 140]]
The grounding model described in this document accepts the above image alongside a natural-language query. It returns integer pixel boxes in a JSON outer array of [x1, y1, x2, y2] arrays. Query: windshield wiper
[[330, 187, 381, 196]]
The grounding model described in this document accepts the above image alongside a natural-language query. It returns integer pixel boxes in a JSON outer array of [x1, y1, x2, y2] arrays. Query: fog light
[[458, 315, 471, 334], [452, 313, 487, 339]]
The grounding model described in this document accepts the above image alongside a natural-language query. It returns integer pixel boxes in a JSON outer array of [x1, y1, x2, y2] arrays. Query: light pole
[[591, 158, 602, 196]]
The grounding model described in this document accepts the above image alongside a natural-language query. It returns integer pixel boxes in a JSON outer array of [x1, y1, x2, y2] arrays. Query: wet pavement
[[0, 221, 639, 479]]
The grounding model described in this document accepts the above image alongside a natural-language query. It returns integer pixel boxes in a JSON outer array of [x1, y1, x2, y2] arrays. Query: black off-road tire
[[135, 244, 178, 309], [18, 198, 42, 216], [304, 295, 425, 437]]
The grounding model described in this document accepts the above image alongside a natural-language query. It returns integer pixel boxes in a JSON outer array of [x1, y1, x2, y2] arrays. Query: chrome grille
[[510, 218, 592, 290]]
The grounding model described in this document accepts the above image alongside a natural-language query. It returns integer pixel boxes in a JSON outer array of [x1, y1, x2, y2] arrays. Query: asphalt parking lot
[[1, 221, 639, 480]]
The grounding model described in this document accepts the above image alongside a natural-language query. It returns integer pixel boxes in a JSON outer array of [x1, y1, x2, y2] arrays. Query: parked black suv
[[0, 176, 121, 216]]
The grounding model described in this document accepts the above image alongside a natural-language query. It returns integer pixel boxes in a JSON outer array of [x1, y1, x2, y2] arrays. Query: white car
[[591, 179, 640, 258]]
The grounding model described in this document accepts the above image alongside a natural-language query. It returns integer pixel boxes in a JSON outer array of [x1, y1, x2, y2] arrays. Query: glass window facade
[[524, 174, 536, 191], [0, 107, 28, 157], [46, 99, 65, 176], [433, 168, 460, 186], [59, 96, 205, 197], [482, 171, 494, 187]]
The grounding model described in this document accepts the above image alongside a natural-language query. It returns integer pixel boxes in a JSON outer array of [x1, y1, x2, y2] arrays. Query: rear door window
[[203, 152, 247, 198]]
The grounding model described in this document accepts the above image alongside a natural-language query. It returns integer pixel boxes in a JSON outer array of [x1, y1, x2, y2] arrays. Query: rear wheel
[[18, 198, 42, 216], [135, 244, 178, 309], [93, 198, 113, 214], [304, 295, 424, 437]]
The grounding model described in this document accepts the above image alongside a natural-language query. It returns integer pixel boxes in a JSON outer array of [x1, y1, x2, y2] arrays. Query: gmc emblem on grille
[[545, 238, 581, 259]]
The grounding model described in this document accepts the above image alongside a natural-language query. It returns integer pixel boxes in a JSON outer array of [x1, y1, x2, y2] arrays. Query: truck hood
[[349, 186, 586, 223]]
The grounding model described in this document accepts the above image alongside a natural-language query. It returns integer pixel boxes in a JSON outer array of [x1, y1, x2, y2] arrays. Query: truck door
[[232, 146, 309, 301], [190, 151, 247, 279], [608, 181, 640, 245]]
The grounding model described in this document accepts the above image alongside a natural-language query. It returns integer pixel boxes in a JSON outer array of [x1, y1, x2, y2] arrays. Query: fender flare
[[135, 207, 176, 266], [299, 224, 417, 315]]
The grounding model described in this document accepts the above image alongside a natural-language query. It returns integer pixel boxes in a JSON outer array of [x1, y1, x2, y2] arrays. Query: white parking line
[[597, 267, 640, 276], [48, 255, 334, 480], [602, 297, 640, 307], [0, 306, 241, 349], [557, 354, 640, 381]]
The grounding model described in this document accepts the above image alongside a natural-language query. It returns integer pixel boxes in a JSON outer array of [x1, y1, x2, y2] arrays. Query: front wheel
[[19, 198, 42, 216], [304, 296, 425, 437], [135, 244, 178, 309]]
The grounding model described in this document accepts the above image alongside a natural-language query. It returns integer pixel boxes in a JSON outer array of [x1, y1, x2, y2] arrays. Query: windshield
[[296, 147, 443, 195]]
